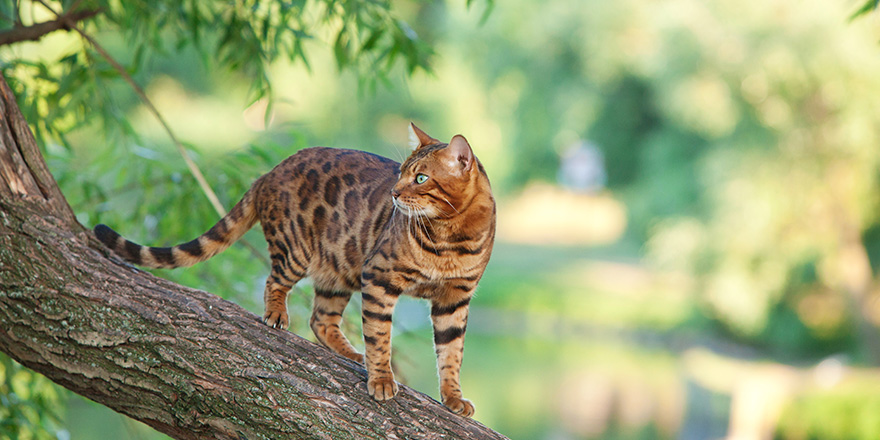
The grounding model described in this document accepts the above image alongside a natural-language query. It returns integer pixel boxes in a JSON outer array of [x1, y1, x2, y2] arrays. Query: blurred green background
[[5, 0, 880, 438]]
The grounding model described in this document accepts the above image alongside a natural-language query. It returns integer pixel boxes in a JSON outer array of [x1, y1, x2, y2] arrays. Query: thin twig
[[81, 46, 225, 217]]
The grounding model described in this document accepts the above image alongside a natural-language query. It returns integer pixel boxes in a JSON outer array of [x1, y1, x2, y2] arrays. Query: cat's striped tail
[[94, 189, 258, 269]]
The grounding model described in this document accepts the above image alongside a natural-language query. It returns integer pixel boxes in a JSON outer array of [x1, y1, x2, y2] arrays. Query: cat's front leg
[[431, 293, 475, 417], [360, 280, 401, 401]]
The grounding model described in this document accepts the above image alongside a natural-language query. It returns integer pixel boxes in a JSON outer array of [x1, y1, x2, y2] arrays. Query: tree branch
[[0, 64, 76, 220], [0, 73, 507, 439], [0, 8, 100, 46]]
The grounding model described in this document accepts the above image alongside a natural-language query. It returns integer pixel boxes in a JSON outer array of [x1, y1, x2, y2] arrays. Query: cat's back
[[256, 147, 399, 203], [254, 147, 401, 291], [262, 146, 397, 181]]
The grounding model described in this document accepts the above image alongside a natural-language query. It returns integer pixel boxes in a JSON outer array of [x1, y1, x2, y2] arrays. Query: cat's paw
[[263, 310, 289, 329], [367, 376, 398, 401], [443, 396, 475, 418], [345, 352, 365, 364]]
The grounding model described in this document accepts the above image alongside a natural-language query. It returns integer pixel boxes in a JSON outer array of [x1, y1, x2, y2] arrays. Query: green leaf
[[334, 25, 350, 69], [360, 28, 383, 54], [849, 0, 880, 21]]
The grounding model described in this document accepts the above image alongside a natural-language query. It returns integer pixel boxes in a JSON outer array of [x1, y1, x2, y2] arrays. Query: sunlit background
[[6, 0, 880, 438]]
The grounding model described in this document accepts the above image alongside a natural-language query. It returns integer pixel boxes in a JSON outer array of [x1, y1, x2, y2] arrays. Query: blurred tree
[[626, 0, 880, 361], [0, 355, 64, 439], [432, 0, 880, 362]]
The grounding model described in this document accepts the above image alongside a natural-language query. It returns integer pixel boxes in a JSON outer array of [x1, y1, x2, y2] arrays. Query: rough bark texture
[[0, 75, 508, 440]]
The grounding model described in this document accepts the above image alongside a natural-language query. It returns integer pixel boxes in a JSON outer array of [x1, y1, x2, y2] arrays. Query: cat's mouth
[[392, 197, 432, 218]]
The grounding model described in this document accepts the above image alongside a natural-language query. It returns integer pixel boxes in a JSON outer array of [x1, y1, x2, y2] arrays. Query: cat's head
[[391, 124, 485, 219]]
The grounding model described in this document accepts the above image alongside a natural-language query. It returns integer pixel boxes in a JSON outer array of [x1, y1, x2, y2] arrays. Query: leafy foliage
[[0, 0, 440, 150], [777, 387, 880, 439], [0, 354, 65, 440], [429, 0, 880, 362]]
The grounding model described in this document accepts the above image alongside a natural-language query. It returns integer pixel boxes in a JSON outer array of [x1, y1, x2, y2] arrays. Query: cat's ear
[[443, 135, 474, 173], [409, 123, 440, 150]]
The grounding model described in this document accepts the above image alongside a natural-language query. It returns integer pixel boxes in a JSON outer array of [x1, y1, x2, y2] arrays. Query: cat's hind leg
[[310, 289, 364, 363], [263, 276, 297, 329], [262, 252, 305, 328], [262, 222, 308, 329]]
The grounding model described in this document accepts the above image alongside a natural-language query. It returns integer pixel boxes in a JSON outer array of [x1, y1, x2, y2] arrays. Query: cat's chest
[[406, 279, 450, 299], [386, 240, 485, 292], [417, 258, 470, 280], [396, 231, 485, 276]]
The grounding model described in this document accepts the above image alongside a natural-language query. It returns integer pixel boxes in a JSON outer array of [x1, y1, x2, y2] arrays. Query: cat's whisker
[[422, 207, 440, 229], [391, 205, 403, 230], [433, 204, 454, 218], [421, 210, 437, 231], [392, 147, 405, 163], [416, 211, 440, 254], [439, 196, 460, 215], [399, 202, 417, 237], [415, 213, 426, 237]]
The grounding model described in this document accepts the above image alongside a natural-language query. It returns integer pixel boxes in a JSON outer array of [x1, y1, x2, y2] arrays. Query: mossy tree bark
[[0, 75, 507, 440]]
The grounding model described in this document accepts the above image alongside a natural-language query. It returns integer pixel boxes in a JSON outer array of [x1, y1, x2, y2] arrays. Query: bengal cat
[[94, 124, 495, 417]]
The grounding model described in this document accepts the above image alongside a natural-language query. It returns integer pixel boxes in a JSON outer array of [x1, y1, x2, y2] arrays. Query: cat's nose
[[390, 188, 401, 199]]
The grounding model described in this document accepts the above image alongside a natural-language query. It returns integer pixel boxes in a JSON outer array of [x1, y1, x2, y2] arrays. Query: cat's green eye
[[415, 174, 429, 184]]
